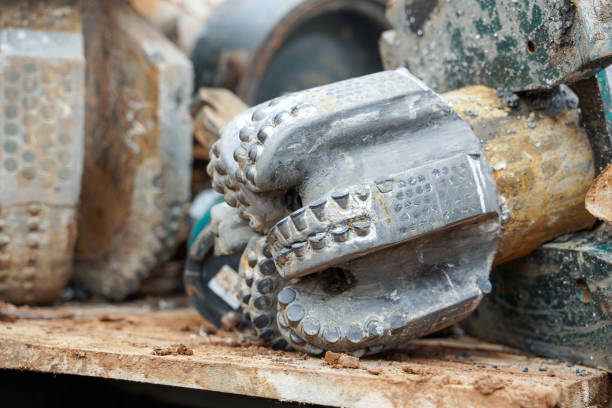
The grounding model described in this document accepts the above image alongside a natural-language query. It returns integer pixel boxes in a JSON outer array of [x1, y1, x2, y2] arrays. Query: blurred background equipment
[[191, 87, 247, 162], [191, 0, 389, 104], [184, 203, 255, 328], [129, 0, 224, 56], [0, 1, 85, 304], [72, 0, 193, 301]]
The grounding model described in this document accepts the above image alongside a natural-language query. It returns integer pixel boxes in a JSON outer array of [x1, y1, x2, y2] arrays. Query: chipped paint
[[382, 0, 612, 92]]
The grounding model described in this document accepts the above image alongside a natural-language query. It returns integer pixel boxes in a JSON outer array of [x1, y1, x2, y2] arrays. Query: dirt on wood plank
[[0, 301, 74, 321], [152, 344, 194, 356], [0, 298, 609, 408], [324, 351, 360, 369]]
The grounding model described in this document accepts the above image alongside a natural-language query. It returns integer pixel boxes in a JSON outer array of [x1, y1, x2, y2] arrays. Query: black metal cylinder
[[191, 0, 389, 104]]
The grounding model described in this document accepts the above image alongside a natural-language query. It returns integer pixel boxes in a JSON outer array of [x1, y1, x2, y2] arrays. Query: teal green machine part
[[598, 66, 612, 139], [381, 0, 612, 93], [189, 199, 224, 248], [464, 229, 612, 373]]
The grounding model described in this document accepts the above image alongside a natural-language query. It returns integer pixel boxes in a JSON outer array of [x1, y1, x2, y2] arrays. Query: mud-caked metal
[[209, 69, 500, 354]]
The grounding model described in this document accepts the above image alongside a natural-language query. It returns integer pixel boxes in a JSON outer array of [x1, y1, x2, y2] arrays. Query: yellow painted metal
[[444, 86, 596, 265]]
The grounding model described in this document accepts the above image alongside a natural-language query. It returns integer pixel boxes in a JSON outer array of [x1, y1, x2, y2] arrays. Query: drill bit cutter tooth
[[210, 69, 500, 353], [238, 235, 289, 350], [276, 215, 499, 355]]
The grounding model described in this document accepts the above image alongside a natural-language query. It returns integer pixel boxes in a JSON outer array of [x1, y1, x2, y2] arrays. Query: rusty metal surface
[[73, 0, 193, 300], [0, 1, 85, 304], [0, 300, 609, 408], [381, 0, 612, 93], [445, 86, 596, 265], [0, 0, 83, 31]]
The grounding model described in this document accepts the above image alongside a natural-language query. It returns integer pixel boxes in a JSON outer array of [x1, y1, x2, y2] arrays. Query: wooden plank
[[0, 299, 609, 408]]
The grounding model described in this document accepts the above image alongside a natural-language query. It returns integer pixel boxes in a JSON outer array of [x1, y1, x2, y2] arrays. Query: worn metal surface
[[73, 0, 193, 300], [0, 1, 85, 304], [464, 227, 612, 373], [0, 300, 609, 408], [586, 164, 612, 221], [192, 0, 389, 104], [445, 86, 596, 265], [381, 0, 612, 93], [208, 69, 500, 355]]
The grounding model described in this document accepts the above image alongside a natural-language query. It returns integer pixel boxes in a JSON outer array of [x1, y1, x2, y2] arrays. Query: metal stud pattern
[[0, 25, 85, 304], [214, 69, 499, 356], [238, 235, 288, 350]]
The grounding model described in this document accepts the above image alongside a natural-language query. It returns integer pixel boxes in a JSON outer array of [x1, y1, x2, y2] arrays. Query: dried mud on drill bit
[[0, 299, 609, 408]]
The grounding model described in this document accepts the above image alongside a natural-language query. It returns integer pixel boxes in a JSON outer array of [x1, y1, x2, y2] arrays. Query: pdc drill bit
[[207, 68, 500, 354]]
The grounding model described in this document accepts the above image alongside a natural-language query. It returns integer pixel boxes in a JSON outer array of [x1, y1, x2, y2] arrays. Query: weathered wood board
[[0, 299, 609, 408]]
